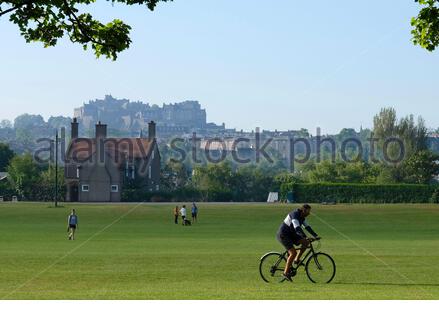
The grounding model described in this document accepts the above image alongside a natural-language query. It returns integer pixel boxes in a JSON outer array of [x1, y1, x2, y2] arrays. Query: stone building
[[73, 96, 210, 136], [64, 119, 160, 202]]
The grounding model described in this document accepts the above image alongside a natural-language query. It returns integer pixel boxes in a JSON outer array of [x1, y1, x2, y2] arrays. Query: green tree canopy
[[373, 107, 428, 160], [306, 160, 380, 184], [161, 160, 189, 191], [402, 150, 439, 184], [0, 0, 172, 60], [0, 120, 13, 129], [412, 0, 439, 51], [0, 143, 14, 172], [7, 153, 41, 199], [47, 116, 72, 129], [13, 113, 46, 130]]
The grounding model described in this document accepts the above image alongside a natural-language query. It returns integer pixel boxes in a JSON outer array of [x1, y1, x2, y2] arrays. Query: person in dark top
[[67, 209, 78, 240], [276, 204, 320, 282], [191, 203, 198, 223]]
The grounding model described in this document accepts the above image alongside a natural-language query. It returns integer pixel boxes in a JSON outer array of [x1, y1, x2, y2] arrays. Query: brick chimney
[[95, 121, 107, 139], [148, 121, 156, 140], [71, 118, 79, 139]]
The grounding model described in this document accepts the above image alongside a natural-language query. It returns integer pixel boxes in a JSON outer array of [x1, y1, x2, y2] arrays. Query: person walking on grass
[[174, 206, 180, 224], [67, 209, 78, 240], [191, 202, 198, 223], [180, 205, 187, 224]]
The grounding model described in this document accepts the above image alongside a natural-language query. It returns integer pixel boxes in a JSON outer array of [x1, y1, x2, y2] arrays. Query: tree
[[373, 107, 428, 161], [402, 150, 439, 184], [14, 128, 36, 153], [0, 143, 14, 171], [192, 162, 235, 201], [47, 116, 72, 129], [13, 114, 46, 130], [0, 0, 172, 60], [338, 128, 358, 141], [0, 120, 12, 129], [161, 160, 189, 191], [234, 165, 278, 201], [7, 154, 41, 199], [373, 108, 398, 148], [431, 188, 439, 203], [412, 0, 439, 51], [38, 164, 65, 201]]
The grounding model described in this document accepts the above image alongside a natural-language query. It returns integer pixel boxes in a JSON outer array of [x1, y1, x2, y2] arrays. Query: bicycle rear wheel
[[259, 252, 286, 283], [305, 253, 336, 284]]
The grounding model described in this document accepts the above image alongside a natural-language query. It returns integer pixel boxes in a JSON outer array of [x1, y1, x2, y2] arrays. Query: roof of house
[[66, 138, 155, 164]]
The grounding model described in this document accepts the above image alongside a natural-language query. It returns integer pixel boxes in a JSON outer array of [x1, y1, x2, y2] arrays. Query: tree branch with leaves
[[0, 0, 172, 60], [2, 1, 439, 59], [412, 0, 439, 51]]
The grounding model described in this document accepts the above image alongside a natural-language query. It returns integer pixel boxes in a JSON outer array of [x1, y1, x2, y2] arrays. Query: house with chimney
[[64, 119, 160, 202]]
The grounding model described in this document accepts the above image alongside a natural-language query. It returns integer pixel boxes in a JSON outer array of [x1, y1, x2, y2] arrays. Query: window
[[111, 185, 119, 193], [76, 168, 80, 178], [156, 185, 159, 191], [148, 166, 152, 179], [152, 150, 155, 160], [81, 185, 89, 192]]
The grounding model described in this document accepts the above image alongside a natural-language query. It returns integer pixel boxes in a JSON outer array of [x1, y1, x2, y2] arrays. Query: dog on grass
[[182, 219, 192, 226]]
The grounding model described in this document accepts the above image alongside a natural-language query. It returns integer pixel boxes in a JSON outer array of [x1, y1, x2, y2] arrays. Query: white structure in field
[[267, 192, 279, 203]]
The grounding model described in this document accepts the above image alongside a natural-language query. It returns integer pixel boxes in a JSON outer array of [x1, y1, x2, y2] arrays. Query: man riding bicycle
[[276, 204, 320, 282]]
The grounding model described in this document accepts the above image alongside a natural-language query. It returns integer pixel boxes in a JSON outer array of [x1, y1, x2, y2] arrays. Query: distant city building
[[74, 95, 212, 137]]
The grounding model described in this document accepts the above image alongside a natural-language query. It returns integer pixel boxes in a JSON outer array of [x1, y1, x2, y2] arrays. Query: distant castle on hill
[[74, 95, 225, 137]]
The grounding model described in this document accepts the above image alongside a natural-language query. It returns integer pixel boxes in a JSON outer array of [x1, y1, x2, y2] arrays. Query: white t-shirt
[[180, 208, 187, 217]]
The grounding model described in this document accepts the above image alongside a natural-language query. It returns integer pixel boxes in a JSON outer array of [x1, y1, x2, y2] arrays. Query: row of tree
[[0, 114, 71, 154], [152, 108, 439, 201], [287, 150, 439, 185], [0, 144, 64, 201], [1, 108, 439, 202]]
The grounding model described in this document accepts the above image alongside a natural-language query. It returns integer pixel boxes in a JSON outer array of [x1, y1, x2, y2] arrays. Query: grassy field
[[0, 202, 438, 300]]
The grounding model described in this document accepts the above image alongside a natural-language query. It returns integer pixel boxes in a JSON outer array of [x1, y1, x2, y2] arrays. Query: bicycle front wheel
[[305, 253, 336, 284], [259, 252, 286, 283]]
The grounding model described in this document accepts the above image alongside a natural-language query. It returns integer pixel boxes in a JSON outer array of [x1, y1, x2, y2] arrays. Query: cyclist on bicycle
[[276, 204, 320, 282]]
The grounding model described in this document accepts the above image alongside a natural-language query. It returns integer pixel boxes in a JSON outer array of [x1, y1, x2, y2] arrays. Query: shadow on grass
[[335, 282, 439, 287]]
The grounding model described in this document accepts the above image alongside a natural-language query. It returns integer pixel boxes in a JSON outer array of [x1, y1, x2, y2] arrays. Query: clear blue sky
[[0, 0, 438, 133]]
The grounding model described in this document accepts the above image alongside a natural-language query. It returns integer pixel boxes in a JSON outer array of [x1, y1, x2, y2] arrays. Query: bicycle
[[259, 238, 336, 284]]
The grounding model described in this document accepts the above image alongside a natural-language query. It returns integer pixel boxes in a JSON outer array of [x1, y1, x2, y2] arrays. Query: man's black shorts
[[69, 224, 77, 229], [276, 231, 302, 251]]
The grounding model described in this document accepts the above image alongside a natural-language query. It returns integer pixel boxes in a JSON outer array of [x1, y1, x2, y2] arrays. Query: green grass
[[0, 202, 438, 299]]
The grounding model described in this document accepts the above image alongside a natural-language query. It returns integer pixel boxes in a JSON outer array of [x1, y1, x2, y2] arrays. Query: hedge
[[284, 183, 438, 204], [122, 187, 203, 202], [121, 187, 244, 202], [0, 181, 65, 202], [0, 183, 15, 201]]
